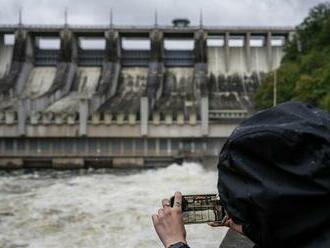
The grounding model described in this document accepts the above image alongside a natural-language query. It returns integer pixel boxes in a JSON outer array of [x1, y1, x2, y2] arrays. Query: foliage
[[255, 2, 330, 112]]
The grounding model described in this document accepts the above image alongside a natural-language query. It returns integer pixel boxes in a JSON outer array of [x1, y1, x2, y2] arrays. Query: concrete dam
[[0, 22, 293, 169]]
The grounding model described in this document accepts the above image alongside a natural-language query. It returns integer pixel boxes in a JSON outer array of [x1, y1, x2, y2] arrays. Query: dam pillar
[[0, 32, 19, 97], [58, 29, 78, 94], [104, 30, 121, 98], [194, 30, 207, 64], [194, 30, 208, 97], [141, 97, 149, 136], [245, 32, 252, 74], [89, 30, 121, 113], [201, 97, 209, 136], [15, 31, 33, 135], [59, 29, 78, 62], [14, 30, 34, 96], [106, 30, 121, 63], [266, 32, 273, 71], [17, 99, 27, 136], [79, 99, 88, 136], [0, 34, 4, 74], [0, 34, 3, 50], [147, 30, 164, 109], [12, 29, 28, 63], [224, 32, 230, 74], [150, 30, 164, 63], [25, 32, 34, 63]]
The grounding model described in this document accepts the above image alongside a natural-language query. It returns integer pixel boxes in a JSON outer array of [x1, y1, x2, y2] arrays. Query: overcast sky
[[0, 0, 327, 27]]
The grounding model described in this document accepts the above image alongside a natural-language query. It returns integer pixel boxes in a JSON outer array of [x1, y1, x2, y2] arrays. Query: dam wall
[[0, 24, 294, 169], [0, 35, 14, 78]]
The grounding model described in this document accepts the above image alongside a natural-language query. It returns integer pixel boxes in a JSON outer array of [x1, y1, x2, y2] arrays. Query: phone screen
[[170, 194, 224, 224]]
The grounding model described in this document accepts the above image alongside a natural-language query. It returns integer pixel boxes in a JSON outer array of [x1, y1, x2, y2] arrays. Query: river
[[0, 163, 227, 248]]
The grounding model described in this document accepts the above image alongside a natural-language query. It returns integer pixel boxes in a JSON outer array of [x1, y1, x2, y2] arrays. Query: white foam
[[0, 163, 227, 248]]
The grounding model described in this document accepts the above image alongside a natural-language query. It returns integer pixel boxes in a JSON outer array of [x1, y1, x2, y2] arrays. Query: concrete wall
[[0, 36, 14, 78], [45, 67, 101, 114], [97, 67, 148, 114], [22, 67, 56, 98], [207, 47, 226, 76], [165, 68, 194, 94], [0, 137, 226, 158], [207, 45, 284, 76], [76, 67, 101, 96], [272, 46, 285, 70], [206, 37, 285, 112], [250, 47, 269, 73], [0, 121, 237, 138], [120, 67, 148, 94]]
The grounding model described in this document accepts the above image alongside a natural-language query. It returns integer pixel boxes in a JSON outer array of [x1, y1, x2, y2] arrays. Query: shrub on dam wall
[[256, 2, 330, 111]]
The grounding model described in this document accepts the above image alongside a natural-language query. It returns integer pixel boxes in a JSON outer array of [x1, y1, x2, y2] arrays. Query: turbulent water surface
[[0, 163, 227, 248]]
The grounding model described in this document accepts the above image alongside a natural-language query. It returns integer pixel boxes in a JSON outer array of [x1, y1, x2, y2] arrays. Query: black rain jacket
[[217, 102, 330, 248]]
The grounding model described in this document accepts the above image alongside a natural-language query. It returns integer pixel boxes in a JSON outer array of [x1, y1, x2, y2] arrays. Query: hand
[[208, 216, 243, 235], [152, 192, 187, 248]]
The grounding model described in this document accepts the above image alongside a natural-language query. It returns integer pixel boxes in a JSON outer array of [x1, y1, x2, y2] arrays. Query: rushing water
[[0, 163, 227, 248]]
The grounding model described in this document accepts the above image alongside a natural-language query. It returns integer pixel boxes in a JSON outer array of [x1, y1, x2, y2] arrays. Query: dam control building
[[0, 20, 294, 168]]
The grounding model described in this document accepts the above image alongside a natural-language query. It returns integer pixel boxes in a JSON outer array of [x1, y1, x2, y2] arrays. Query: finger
[[223, 219, 231, 227], [158, 208, 165, 216], [162, 198, 170, 208], [221, 215, 229, 224], [152, 214, 159, 225], [208, 222, 222, 227], [173, 191, 182, 209], [227, 219, 234, 228]]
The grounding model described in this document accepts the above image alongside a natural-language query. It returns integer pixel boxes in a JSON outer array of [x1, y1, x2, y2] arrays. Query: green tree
[[256, 2, 330, 112]]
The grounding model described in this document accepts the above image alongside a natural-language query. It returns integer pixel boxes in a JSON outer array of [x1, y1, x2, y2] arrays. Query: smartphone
[[170, 194, 225, 224]]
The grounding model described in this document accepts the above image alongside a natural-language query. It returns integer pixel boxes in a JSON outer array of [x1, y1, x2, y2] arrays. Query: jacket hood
[[217, 102, 330, 247]]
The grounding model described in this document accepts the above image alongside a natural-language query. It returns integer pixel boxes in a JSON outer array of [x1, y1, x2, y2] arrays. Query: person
[[152, 191, 244, 248], [152, 192, 188, 248], [152, 102, 330, 248]]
